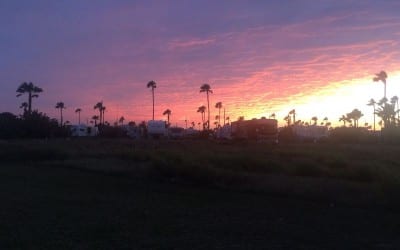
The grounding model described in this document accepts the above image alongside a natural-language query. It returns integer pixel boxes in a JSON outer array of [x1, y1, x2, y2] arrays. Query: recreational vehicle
[[231, 118, 278, 142], [70, 124, 98, 137], [147, 120, 167, 138]]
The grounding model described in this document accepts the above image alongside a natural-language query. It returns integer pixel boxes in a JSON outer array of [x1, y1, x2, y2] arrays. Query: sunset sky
[[1, 1, 400, 127]]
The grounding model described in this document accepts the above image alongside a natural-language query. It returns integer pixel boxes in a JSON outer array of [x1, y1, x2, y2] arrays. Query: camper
[[147, 120, 167, 138], [231, 118, 278, 142], [292, 125, 328, 141], [70, 124, 98, 137]]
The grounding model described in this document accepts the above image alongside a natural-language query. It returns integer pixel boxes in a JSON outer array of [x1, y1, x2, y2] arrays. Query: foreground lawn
[[1, 139, 400, 248]]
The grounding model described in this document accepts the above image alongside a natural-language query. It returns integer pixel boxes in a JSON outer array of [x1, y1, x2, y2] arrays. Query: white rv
[[70, 124, 98, 137], [292, 125, 328, 141], [147, 120, 167, 138]]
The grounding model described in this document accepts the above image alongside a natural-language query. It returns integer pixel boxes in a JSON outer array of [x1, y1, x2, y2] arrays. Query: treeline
[[0, 111, 70, 139]]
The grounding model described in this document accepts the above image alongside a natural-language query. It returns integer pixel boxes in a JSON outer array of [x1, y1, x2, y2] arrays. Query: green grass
[[2, 138, 400, 191], [2, 138, 400, 249]]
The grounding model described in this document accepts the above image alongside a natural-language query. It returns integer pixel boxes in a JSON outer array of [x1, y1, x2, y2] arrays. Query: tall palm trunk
[[60, 108, 63, 126], [152, 89, 155, 120], [78, 112, 81, 125], [218, 108, 221, 127], [28, 92, 32, 114], [373, 105, 376, 131], [206, 92, 210, 130]]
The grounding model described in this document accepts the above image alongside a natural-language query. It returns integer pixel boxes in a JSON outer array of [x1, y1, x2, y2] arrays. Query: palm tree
[[311, 116, 318, 125], [322, 117, 328, 126], [147, 80, 157, 120], [289, 109, 296, 125], [55, 102, 66, 126], [163, 109, 172, 126], [94, 102, 104, 125], [284, 115, 291, 126], [119, 116, 125, 125], [373, 70, 388, 98], [19, 102, 28, 114], [92, 115, 99, 126], [16, 82, 43, 114], [347, 109, 363, 128], [390, 96, 399, 126], [215, 102, 222, 126], [75, 108, 82, 125], [269, 113, 276, 119], [367, 98, 376, 131], [376, 103, 395, 128], [100, 106, 106, 125], [197, 105, 206, 129], [226, 116, 230, 125], [200, 84, 213, 130]]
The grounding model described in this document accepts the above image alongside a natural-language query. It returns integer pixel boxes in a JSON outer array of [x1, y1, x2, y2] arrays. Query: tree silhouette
[[119, 116, 125, 125], [16, 82, 43, 114], [200, 84, 213, 130], [284, 115, 291, 126], [226, 116, 230, 125], [100, 106, 106, 125], [346, 109, 363, 128], [376, 102, 395, 128], [55, 102, 66, 126], [197, 105, 206, 130], [215, 102, 222, 127], [373, 71, 388, 99], [289, 109, 296, 125], [339, 115, 347, 127], [75, 108, 82, 125], [147, 80, 157, 120], [311, 116, 318, 125], [163, 109, 171, 126], [367, 98, 376, 131], [19, 102, 28, 114], [269, 113, 276, 119], [390, 96, 399, 126], [94, 102, 104, 125]]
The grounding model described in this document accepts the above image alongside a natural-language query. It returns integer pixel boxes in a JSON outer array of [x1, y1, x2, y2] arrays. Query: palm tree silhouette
[[347, 109, 363, 128], [197, 105, 206, 130], [373, 71, 388, 98], [147, 80, 157, 120], [390, 96, 399, 126], [289, 109, 296, 125], [215, 102, 222, 127], [269, 113, 276, 119], [284, 115, 291, 126], [55, 102, 66, 126], [19, 102, 28, 114], [119, 116, 125, 125], [200, 84, 213, 130], [376, 102, 395, 128], [75, 108, 82, 125], [100, 106, 106, 124], [367, 98, 376, 131], [163, 109, 172, 126], [94, 102, 104, 125], [92, 115, 99, 126], [311, 116, 318, 125], [226, 116, 230, 125], [16, 82, 43, 114], [339, 115, 347, 127]]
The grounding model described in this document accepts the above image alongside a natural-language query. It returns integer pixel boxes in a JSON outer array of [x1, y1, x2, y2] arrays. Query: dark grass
[[1, 138, 400, 249]]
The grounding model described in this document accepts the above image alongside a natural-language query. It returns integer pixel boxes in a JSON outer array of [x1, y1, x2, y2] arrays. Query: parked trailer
[[147, 120, 167, 138], [70, 124, 98, 137], [292, 125, 328, 141], [231, 118, 278, 142]]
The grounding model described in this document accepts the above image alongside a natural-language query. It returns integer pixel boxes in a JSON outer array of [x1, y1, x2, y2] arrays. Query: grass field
[[1, 138, 400, 249]]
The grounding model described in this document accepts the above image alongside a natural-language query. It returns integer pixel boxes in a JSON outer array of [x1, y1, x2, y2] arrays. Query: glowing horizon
[[1, 1, 400, 128]]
